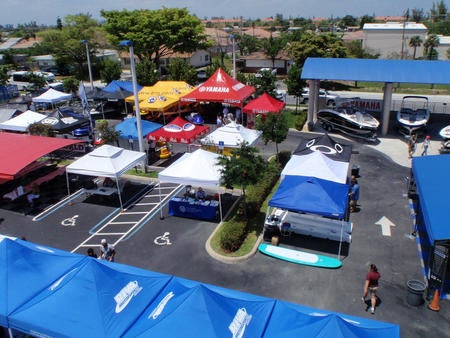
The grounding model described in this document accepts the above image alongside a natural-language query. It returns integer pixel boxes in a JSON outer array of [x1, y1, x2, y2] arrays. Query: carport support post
[[307, 80, 318, 130], [382, 82, 393, 136]]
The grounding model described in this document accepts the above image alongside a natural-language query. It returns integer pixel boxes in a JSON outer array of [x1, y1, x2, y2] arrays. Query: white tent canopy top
[[281, 151, 349, 184], [200, 122, 262, 148], [158, 149, 223, 187], [66, 145, 146, 178], [0, 110, 46, 132], [31, 88, 72, 104]]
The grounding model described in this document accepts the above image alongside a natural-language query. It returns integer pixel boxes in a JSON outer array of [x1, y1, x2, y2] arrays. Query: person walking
[[421, 135, 431, 156], [348, 175, 360, 213], [408, 133, 417, 159], [99, 239, 116, 262], [362, 264, 381, 314]]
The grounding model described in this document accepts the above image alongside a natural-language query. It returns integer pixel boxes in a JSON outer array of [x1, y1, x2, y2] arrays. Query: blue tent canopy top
[[301, 58, 450, 85], [103, 80, 142, 93], [412, 154, 450, 243], [269, 175, 349, 219], [114, 117, 162, 140]]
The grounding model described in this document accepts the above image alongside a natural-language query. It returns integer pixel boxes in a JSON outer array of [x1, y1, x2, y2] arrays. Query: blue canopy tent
[[263, 300, 400, 337], [8, 258, 173, 338], [0, 238, 86, 328], [125, 276, 276, 338], [412, 154, 450, 299], [115, 117, 162, 141], [269, 176, 349, 219], [103, 80, 142, 93]]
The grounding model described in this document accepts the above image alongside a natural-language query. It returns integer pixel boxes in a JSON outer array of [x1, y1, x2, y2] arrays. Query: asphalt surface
[[1, 115, 450, 337]]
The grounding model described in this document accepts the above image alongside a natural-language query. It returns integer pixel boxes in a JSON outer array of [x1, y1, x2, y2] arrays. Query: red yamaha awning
[[0, 133, 85, 181], [180, 68, 255, 106], [147, 117, 209, 144], [243, 92, 285, 114]]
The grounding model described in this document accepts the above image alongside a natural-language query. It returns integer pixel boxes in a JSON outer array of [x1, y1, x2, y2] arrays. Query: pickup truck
[[301, 88, 338, 106]]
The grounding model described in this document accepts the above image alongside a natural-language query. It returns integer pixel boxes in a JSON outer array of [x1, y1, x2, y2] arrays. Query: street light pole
[[81, 40, 94, 90], [120, 40, 144, 153], [230, 34, 236, 79]]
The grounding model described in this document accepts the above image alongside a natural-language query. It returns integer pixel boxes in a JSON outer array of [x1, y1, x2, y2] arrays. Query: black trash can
[[406, 280, 426, 306], [351, 164, 360, 177]]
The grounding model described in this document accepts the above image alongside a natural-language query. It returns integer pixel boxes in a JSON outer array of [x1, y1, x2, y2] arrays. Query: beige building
[[363, 22, 428, 59], [436, 35, 450, 60]]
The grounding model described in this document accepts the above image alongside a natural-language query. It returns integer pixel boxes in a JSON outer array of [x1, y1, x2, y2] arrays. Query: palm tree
[[409, 36, 423, 59], [424, 34, 440, 60]]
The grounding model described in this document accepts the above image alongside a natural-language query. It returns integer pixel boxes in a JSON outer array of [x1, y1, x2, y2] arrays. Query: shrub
[[277, 150, 292, 168], [220, 219, 247, 252], [295, 110, 307, 130]]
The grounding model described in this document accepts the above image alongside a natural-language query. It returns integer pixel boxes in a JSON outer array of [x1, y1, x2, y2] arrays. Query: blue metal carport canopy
[[301, 58, 450, 85]]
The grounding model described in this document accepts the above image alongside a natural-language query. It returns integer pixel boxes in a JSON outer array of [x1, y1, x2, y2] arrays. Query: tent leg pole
[[158, 183, 165, 220], [65, 173, 72, 206], [116, 179, 124, 211], [219, 189, 223, 222]]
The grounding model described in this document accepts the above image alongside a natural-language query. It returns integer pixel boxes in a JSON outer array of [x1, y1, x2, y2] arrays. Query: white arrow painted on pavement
[[375, 216, 396, 236]]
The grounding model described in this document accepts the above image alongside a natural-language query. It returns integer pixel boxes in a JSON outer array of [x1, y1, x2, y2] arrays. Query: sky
[[1, 0, 443, 26]]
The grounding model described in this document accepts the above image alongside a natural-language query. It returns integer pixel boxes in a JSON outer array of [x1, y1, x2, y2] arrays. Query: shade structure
[[115, 117, 162, 141], [158, 149, 222, 188], [281, 151, 349, 184], [293, 133, 352, 162], [0, 133, 84, 181], [243, 92, 285, 114], [0, 110, 46, 132], [39, 108, 90, 134], [103, 80, 141, 94], [126, 81, 194, 107], [180, 68, 255, 106], [31, 88, 72, 104], [147, 116, 209, 144], [200, 122, 262, 148], [269, 175, 350, 219]]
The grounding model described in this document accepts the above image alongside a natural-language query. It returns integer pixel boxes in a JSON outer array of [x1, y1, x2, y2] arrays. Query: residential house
[[238, 50, 291, 75]]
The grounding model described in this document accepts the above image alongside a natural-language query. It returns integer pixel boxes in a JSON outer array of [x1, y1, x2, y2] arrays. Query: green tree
[[359, 15, 375, 29], [99, 59, 122, 84], [217, 142, 266, 213], [28, 123, 55, 137], [26, 72, 47, 92], [96, 120, 120, 145], [166, 57, 197, 84], [38, 14, 100, 80], [248, 70, 277, 97], [101, 8, 209, 66], [136, 58, 158, 86], [409, 36, 423, 59], [340, 15, 358, 28], [62, 77, 79, 94], [260, 35, 285, 69], [284, 63, 306, 113], [424, 34, 440, 60], [430, 0, 448, 22], [345, 40, 380, 59], [236, 33, 259, 56], [254, 112, 289, 158], [288, 32, 347, 68], [411, 8, 425, 22], [0, 66, 9, 86]]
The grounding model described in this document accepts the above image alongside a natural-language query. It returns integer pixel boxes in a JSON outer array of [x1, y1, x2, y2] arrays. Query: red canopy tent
[[0, 133, 84, 181], [180, 68, 255, 106], [147, 116, 210, 144], [243, 92, 285, 115]]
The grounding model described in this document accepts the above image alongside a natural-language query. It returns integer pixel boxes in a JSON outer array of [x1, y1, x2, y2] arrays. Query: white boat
[[397, 96, 431, 135], [317, 104, 379, 142], [439, 125, 450, 153]]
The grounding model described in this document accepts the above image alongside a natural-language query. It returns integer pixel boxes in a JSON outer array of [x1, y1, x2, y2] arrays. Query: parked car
[[255, 68, 277, 78], [301, 88, 338, 106]]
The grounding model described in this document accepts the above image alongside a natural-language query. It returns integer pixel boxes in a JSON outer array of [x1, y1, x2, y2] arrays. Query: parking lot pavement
[[0, 127, 448, 336]]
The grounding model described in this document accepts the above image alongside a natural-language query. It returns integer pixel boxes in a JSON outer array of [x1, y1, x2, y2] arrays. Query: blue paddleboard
[[258, 243, 342, 269]]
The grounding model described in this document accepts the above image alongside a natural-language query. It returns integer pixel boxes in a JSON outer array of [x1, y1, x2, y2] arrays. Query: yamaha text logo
[[114, 280, 143, 313]]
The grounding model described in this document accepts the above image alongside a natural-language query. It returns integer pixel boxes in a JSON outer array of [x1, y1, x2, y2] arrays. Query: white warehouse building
[[363, 22, 428, 59]]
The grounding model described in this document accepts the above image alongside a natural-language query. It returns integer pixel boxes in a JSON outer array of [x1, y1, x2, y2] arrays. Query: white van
[[8, 71, 64, 91]]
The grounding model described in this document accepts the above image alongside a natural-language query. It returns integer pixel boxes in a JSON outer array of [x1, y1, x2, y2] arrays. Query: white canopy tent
[[0, 110, 46, 132], [31, 88, 72, 104], [200, 122, 262, 148], [158, 149, 224, 220], [65, 145, 146, 209], [281, 151, 349, 184]]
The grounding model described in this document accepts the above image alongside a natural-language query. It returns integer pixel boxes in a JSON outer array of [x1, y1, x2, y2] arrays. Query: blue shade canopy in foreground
[[263, 300, 400, 338], [269, 175, 349, 219], [115, 117, 162, 140], [0, 238, 86, 327], [412, 154, 450, 243], [9, 258, 172, 338], [125, 276, 276, 338], [301, 58, 450, 85]]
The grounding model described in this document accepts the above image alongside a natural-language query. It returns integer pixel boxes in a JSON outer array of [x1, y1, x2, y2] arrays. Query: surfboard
[[258, 243, 342, 269]]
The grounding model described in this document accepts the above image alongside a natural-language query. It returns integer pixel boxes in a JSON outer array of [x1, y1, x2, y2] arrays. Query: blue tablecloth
[[169, 197, 219, 220]]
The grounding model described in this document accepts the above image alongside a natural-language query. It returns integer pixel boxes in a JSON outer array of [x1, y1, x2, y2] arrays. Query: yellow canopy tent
[[125, 81, 194, 120]]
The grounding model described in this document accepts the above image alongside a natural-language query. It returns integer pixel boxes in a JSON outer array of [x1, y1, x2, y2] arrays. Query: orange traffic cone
[[428, 289, 440, 312]]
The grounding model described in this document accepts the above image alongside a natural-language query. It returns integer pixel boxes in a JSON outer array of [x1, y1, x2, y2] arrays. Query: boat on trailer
[[396, 96, 431, 136]]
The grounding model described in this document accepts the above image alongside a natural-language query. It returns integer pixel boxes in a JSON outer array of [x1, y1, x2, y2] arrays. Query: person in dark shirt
[[362, 264, 381, 314]]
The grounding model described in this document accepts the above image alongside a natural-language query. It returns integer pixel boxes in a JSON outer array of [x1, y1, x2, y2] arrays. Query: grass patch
[[125, 168, 158, 178]]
